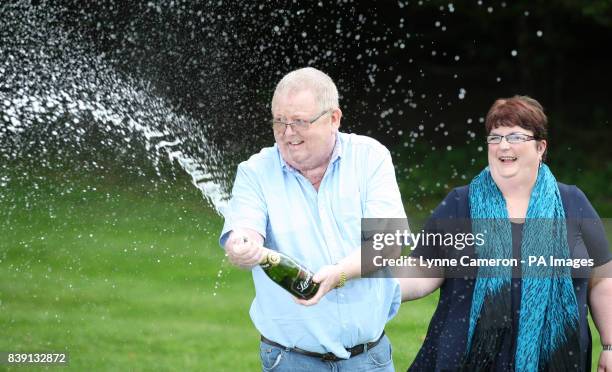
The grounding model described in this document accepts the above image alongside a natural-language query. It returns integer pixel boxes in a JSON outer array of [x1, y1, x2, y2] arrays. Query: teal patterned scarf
[[463, 164, 581, 371]]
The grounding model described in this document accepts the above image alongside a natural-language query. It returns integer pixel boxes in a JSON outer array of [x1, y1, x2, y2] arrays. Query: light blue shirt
[[219, 132, 407, 359]]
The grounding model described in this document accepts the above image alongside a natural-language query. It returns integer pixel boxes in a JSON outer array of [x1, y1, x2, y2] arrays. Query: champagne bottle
[[259, 248, 320, 300], [236, 236, 320, 300]]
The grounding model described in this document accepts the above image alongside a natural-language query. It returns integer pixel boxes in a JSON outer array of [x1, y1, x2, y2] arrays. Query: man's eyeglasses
[[486, 133, 537, 144], [271, 109, 331, 133]]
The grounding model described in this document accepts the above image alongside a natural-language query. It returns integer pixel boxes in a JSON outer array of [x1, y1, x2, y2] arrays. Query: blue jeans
[[259, 334, 394, 372]]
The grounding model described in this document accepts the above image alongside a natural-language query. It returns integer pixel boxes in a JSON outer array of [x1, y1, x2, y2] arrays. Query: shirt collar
[[278, 132, 343, 173]]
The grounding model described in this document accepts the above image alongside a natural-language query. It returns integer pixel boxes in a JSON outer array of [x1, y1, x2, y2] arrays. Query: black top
[[408, 183, 612, 372]]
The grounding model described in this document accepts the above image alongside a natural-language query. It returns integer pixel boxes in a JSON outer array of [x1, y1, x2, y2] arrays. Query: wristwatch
[[336, 271, 347, 288]]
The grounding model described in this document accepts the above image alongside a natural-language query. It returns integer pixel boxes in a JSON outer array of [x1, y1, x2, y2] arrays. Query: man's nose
[[283, 124, 296, 136]]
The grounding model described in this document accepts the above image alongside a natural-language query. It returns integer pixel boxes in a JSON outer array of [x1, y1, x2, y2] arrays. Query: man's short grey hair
[[271, 67, 339, 113]]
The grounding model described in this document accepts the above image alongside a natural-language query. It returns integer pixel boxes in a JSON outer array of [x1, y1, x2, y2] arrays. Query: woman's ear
[[538, 139, 547, 156]]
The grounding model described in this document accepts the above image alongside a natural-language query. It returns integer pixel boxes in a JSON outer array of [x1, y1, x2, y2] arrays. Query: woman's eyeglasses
[[486, 133, 537, 144]]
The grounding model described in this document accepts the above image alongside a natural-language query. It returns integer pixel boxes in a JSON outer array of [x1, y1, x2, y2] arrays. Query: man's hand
[[225, 231, 265, 269], [599, 349, 611, 372], [295, 264, 344, 306]]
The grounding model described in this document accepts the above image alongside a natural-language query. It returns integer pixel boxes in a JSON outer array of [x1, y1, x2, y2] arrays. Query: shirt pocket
[[333, 197, 362, 223], [331, 196, 363, 248]]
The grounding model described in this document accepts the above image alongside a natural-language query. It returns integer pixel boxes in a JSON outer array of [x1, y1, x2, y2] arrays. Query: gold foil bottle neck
[[267, 251, 281, 266]]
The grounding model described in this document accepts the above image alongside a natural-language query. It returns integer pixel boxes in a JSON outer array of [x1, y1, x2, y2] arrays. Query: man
[[219, 67, 407, 371]]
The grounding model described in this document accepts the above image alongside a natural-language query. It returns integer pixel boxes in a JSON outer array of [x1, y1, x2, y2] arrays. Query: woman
[[400, 96, 612, 371]]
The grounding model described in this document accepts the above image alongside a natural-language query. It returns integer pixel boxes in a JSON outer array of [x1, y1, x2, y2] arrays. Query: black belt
[[260, 331, 385, 362]]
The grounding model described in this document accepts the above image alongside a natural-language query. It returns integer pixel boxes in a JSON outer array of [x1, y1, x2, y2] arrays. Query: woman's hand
[[598, 349, 611, 372]]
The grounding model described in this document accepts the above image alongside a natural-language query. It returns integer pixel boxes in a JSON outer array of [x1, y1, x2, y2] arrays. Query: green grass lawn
[[0, 172, 605, 371]]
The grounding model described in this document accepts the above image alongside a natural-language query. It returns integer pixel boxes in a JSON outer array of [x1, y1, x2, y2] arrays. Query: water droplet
[[458, 88, 467, 100]]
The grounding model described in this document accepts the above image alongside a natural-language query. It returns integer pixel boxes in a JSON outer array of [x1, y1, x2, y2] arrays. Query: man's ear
[[331, 108, 342, 129]]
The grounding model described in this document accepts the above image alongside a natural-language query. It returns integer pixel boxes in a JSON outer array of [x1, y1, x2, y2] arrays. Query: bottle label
[[294, 270, 313, 293]]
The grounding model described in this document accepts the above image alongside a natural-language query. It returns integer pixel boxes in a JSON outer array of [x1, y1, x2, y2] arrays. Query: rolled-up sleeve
[[219, 163, 268, 248], [363, 148, 407, 219]]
